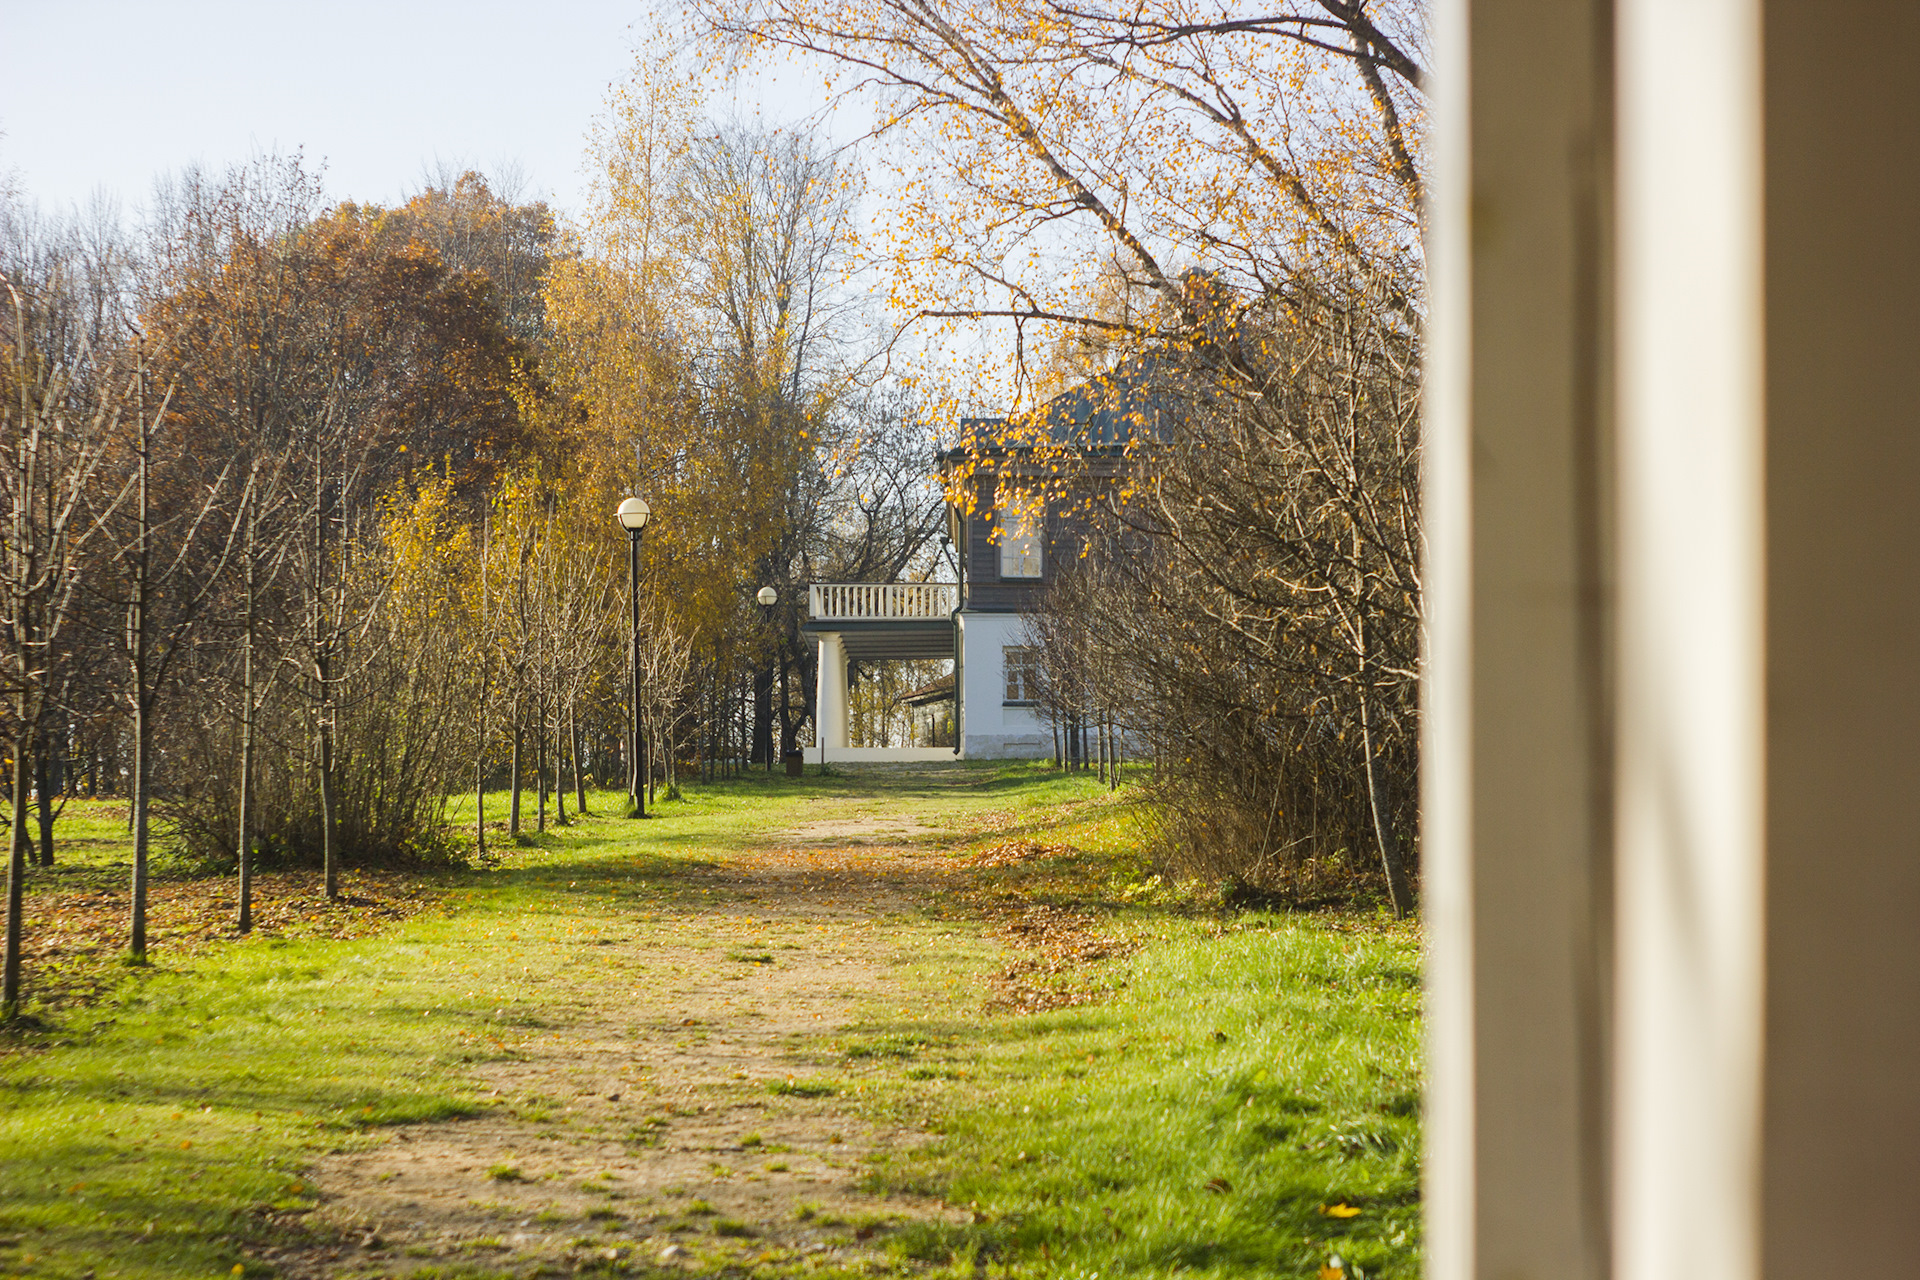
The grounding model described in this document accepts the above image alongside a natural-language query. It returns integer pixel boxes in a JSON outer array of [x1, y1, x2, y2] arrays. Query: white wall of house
[[955, 612, 1051, 759]]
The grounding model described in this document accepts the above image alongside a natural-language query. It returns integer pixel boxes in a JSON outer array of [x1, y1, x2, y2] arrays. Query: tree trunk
[[1359, 687, 1415, 918], [536, 699, 548, 833], [3, 717, 29, 1018], [664, 713, 679, 800], [1352, 523, 1414, 919], [554, 703, 569, 825], [752, 664, 774, 767], [34, 735, 54, 868], [571, 705, 588, 815], [476, 511, 489, 857], [237, 583, 256, 932], [130, 694, 151, 955], [129, 414, 152, 953], [509, 715, 523, 836], [312, 441, 339, 903], [318, 654, 339, 902], [778, 652, 795, 759], [475, 734, 487, 858]]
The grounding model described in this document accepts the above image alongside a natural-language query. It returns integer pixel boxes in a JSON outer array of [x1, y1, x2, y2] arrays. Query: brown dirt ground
[[266, 820, 989, 1279]]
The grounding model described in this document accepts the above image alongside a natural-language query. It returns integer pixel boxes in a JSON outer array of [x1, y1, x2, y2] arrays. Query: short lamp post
[[617, 496, 651, 817], [756, 586, 777, 772]]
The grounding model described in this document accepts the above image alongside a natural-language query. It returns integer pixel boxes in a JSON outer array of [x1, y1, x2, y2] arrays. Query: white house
[[801, 365, 1159, 762]]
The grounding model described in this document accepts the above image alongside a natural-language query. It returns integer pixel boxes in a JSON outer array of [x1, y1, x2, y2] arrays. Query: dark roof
[[898, 672, 956, 707], [943, 355, 1175, 461]]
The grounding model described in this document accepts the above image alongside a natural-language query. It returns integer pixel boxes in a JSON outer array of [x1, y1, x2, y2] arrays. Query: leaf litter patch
[[13, 869, 439, 1014], [982, 904, 1139, 1015], [964, 838, 1076, 869]]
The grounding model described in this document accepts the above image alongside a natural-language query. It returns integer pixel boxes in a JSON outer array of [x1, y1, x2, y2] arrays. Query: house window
[[996, 488, 1044, 579], [1004, 646, 1038, 704]]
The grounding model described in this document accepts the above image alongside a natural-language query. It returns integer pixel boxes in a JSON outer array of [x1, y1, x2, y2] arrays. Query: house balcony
[[802, 583, 958, 663], [808, 582, 957, 621], [803, 582, 961, 762]]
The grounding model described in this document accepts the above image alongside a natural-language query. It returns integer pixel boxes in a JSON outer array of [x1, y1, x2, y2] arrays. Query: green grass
[[2, 762, 1421, 1278], [447, 760, 1108, 853], [795, 770, 1424, 1278], [0, 922, 492, 1275], [16, 796, 131, 850], [863, 918, 1422, 1279], [0, 766, 1077, 1273]]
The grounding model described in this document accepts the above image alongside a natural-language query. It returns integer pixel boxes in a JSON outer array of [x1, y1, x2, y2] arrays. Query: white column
[[1613, 2, 1764, 1277], [952, 613, 966, 757], [1425, 2, 1614, 1277], [814, 633, 848, 754]]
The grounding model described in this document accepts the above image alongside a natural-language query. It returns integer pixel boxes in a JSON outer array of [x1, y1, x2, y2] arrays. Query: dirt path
[[269, 812, 988, 1279]]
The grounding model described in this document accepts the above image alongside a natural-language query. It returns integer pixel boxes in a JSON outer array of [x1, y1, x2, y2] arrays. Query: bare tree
[[636, 599, 693, 800], [1027, 297, 1421, 912], [107, 333, 245, 958], [0, 256, 134, 1013]]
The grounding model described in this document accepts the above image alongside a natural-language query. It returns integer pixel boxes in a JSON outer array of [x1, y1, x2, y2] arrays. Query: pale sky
[[0, 0, 831, 221], [0, 0, 1002, 401]]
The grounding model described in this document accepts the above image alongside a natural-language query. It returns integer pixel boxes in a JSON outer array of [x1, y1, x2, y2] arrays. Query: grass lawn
[[0, 764, 1421, 1279]]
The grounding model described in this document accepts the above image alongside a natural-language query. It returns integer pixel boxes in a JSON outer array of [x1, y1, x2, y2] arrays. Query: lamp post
[[617, 496, 651, 817], [756, 586, 778, 773]]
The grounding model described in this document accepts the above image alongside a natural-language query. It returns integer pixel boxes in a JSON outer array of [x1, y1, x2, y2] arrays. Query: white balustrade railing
[[809, 582, 958, 621]]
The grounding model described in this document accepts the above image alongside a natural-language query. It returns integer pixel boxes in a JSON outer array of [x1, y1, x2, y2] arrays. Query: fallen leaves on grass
[[13, 869, 440, 1014], [983, 905, 1139, 1014], [965, 839, 1076, 869]]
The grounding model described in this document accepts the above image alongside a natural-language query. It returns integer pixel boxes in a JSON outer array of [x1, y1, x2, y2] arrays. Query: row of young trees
[[3, 0, 1432, 1041], [1, 163, 543, 1010], [687, 0, 1428, 909], [1, 74, 946, 1012]]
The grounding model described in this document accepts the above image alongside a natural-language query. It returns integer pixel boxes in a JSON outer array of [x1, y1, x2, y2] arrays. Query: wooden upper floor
[[940, 357, 1167, 612]]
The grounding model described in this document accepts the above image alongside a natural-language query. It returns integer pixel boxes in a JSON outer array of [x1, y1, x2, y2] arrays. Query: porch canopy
[[801, 583, 958, 757], [799, 582, 956, 660]]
